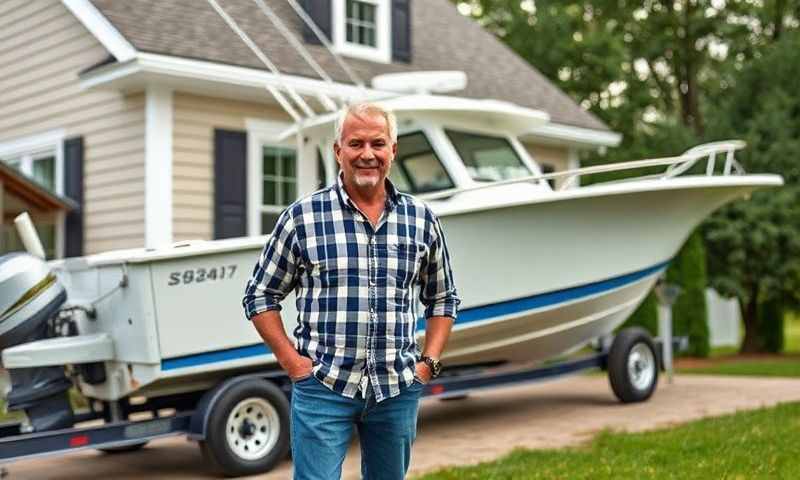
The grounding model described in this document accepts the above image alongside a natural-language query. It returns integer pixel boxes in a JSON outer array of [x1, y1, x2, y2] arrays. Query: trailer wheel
[[199, 378, 290, 477], [608, 327, 659, 403], [98, 441, 149, 454]]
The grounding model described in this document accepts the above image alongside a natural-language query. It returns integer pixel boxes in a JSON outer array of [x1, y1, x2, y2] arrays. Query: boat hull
[[42, 176, 772, 399], [431, 176, 756, 366]]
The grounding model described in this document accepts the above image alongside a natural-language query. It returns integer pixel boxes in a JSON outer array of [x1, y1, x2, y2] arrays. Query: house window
[[333, 0, 391, 63], [3, 154, 57, 191], [0, 130, 65, 259], [260, 146, 297, 234], [346, 0, 377, 47]]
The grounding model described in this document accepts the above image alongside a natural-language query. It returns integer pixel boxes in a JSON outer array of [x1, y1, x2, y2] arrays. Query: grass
[[786, 311, 800, 353], [677, 357, 800, 377], [0, 388, 86, 424], [674, 310, 800, 378], [415, 401, 800, 480], [0, 398, 23, 423]]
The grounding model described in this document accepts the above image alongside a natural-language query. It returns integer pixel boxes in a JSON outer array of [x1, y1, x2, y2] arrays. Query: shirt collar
[[335, 172, 400, 212]]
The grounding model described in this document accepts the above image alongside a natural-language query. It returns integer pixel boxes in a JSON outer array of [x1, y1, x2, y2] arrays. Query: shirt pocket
[[389, 242, 426, 290], [305, 251, 342, 288]]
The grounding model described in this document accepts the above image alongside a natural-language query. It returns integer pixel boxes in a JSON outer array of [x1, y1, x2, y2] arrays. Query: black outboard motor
[[0, 252, 74, 431]]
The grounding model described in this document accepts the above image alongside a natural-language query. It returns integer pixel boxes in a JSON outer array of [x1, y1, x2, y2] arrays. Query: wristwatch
[[419, 355, 442, 378]]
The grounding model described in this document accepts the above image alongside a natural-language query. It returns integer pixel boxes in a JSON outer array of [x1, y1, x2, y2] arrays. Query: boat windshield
[[445, 129, 531, 182], [389, 131, 455, 193]]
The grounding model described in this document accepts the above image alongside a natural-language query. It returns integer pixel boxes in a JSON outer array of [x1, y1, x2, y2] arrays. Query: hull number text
[[167, 265, 237, 286]]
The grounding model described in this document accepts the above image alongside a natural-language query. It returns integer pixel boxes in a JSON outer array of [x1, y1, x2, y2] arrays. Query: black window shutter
[[392, 0, 412, 62], [63, 137, 84, 257], [214, 129, 248, 239], [300, 0, 332, 45]]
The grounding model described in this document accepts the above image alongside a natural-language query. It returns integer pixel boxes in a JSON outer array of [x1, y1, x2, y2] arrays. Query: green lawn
[[0, 398, 23, 423], [677, 357, 800, 377], [0, 389, 86, 423], [415, 402, 800, 480], [786, 311, 800, 353]]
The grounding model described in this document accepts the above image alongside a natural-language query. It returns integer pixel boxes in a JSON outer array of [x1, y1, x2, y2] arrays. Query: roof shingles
[[89, 0, 609, 131]]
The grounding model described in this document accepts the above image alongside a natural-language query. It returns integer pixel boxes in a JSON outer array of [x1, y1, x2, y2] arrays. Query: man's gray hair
[[334, 102, 398, 146]]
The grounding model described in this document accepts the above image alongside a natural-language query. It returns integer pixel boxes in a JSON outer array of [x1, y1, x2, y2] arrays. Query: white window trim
[[332, 0, 392, 64], [246, 119, 297, 237], [0, 130, 66, 258]]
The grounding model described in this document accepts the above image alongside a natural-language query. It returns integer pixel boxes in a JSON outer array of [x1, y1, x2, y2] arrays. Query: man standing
[[242, 103, 459, 479]]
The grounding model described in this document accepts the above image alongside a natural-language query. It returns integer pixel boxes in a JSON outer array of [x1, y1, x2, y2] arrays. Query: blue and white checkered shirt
[[243, 174, 459, 402]]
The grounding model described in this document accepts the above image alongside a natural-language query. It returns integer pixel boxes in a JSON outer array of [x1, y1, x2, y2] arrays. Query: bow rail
[[420, 140, 747, 201]]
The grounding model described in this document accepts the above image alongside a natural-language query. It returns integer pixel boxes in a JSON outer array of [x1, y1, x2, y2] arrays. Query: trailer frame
[[0, 332, 682, 475]]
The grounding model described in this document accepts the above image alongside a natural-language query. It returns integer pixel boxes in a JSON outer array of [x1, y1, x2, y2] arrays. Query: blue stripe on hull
[[161, 260, 669, 371]]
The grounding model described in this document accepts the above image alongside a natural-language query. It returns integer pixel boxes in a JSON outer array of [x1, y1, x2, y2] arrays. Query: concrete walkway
[[4, 374, 800, 479]]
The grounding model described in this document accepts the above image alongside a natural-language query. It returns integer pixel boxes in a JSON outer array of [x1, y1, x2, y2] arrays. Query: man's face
[[334, 111, 397, 192]]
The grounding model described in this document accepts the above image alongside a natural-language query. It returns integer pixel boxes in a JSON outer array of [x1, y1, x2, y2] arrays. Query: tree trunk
[[678, 0, 704, 136], [774, 0, 786, 41], [740, 287, 762, 353]]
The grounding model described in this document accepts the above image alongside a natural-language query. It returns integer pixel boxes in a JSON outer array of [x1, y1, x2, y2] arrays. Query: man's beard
[[353, 172, 380, 188], [351, 161, 389, 188]]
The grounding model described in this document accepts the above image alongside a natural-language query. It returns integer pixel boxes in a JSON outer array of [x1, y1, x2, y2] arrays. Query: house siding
[[0, 0, 145, 254], [172, 92, 287, 241], [522, 143, 571, 189]]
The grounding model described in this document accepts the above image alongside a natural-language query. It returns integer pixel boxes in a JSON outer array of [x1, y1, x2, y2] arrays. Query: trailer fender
[[188, 372, 288, 440]]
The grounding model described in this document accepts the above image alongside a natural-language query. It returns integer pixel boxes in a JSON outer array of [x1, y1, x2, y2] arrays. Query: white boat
[[0, 5, 783, 475], [0, 96, 782, 407]]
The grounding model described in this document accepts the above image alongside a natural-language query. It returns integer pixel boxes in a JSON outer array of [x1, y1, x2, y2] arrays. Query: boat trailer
[[0, 329, 682, 477]]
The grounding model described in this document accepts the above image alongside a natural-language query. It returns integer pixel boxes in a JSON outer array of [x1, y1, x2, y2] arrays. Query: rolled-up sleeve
[[419, 213, 460, 319], [242, 209, 299, 320]]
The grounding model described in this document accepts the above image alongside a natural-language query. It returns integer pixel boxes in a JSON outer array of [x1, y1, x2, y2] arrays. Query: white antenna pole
[[14, 213, 46, 259]]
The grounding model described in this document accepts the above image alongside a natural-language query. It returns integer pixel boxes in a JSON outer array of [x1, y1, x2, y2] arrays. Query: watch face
[[430, 359, 442, 376]]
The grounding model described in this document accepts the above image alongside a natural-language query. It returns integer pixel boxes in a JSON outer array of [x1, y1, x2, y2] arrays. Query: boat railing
[[420, 140, 747, 201]]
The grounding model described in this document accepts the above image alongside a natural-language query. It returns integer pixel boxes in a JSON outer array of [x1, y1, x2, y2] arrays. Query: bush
[[666, 230, 710, 357], [620, 291, 658, 337], [617, 231, 710, 357]]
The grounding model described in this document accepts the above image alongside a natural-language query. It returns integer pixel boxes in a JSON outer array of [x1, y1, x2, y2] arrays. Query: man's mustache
[[353, 159, 383, 168]]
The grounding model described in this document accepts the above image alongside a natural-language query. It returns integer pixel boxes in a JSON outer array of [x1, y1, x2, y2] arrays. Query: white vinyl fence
[[705, 288, 742, 348]]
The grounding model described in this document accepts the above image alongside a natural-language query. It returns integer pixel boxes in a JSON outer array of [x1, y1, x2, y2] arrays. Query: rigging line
[[206, 0, 283, 78], [253, 0, 333, 85], [205, 0, 303, 121], [285, 0, 367, 93]]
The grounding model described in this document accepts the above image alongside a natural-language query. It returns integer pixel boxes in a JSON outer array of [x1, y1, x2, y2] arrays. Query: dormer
[[300, 0, 411, 64]]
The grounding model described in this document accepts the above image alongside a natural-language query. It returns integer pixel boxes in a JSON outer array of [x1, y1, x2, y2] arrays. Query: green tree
[[455, 0, 799, 353], [452, 0, 790, 140], [702, 32, 800, 352]]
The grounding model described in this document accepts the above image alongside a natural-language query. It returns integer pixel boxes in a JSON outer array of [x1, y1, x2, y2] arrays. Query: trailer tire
[[98, 441, 149, 454], [199, 378, 290, 477], [608, 327, 659, 403]]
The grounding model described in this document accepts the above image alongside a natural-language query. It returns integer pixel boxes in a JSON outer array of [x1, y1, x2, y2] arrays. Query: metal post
[[654, 279, 682, 384], [657, 302, 673, 383]]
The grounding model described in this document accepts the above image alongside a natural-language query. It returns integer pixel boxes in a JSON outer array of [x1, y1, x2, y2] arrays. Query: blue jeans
[[290, 375, 425, 480]]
